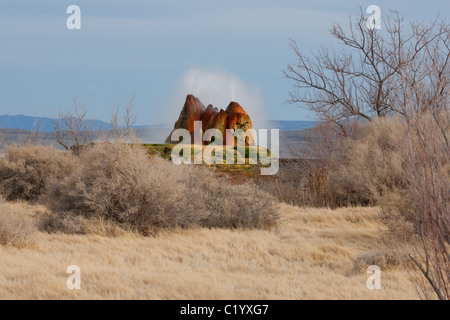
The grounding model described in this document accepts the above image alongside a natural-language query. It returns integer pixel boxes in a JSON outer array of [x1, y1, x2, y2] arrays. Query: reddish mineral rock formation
[[172, 94, 206, 134], [201, 104, 218, 133], [165, 94, 255, 145], [225, 102, 254, 145]]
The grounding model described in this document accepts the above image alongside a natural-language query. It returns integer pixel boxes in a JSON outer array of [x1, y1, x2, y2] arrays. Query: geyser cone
[[166, 95, 255, 146]]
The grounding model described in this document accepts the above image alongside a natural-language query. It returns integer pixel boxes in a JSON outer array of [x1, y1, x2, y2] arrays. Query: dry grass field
[[0, 201, 418, 300]]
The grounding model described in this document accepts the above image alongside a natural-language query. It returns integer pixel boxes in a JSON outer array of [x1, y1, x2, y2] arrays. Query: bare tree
[[396, 57, 449, 300], [0, 134, 7, 149], [399, 108, 449, 300], [285, 8, 449, 136], [105, 94, 137, 142], [21, 118, 48, 146], [0, 119, 8, 150], [53, 98, 94, 150], [388, 15, 450, 300], [286, 9, 450, 299]]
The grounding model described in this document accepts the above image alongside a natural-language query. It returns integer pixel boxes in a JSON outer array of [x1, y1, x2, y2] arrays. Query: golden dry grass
[[0, 202, 418, 300], [0, 200, 40, 247]]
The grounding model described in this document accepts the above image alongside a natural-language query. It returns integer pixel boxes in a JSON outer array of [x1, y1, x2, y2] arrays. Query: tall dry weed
[[0, 199, 37, 247]]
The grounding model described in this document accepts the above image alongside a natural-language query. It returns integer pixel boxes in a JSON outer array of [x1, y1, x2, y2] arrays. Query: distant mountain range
[[0, 115, 168, 132], [0, 115, 316, 132], [267, 120, 317, 130], [0, 115, 108, 132]]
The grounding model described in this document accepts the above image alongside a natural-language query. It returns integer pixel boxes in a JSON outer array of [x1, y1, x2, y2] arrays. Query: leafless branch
[[105, 94, 137, 142], [53, 98, 94, 150], [285, 9, 450, 136]]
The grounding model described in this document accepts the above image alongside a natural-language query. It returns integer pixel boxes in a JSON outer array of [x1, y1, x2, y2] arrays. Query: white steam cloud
[[167, 68, 269, 132]]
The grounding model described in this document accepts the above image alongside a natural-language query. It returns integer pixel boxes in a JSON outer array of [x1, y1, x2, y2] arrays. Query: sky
[[0, 0, 448, 125]]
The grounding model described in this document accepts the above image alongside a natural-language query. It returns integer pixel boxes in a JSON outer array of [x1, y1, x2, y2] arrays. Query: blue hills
[[0, 115, 111, 132], [0, 115, 316, 132]]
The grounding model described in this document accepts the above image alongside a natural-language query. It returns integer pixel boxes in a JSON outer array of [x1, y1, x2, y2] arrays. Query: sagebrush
[[42, 142, 279, 234], [0, 145, 76, 201], [329, 117, 407, 206]]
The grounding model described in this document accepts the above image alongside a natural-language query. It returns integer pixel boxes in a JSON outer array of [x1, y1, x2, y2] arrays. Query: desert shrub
[[257, 121, 342, 207], [259, 120, 366, 207], [262, 118, 408, 208], [329, 117, 407, 206], [0, 198, 37, 247], [392, 110, 450, 300], [43, 142, 279, 234], [40, 213, 128, 237], [257, 159, 334, 207], [181, 166, 279, 229], [0, 145, 77, 201], [341, 111, 449, 299]]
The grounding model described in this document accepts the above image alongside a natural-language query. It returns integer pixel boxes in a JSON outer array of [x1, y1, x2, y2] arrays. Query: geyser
[[165, 94, 255, 146]]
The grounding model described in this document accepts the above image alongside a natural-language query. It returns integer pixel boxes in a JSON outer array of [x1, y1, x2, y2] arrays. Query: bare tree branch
[[285, 9, 450, 136], [53, 98, 94, 150], [105, 94, 137, 142]]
